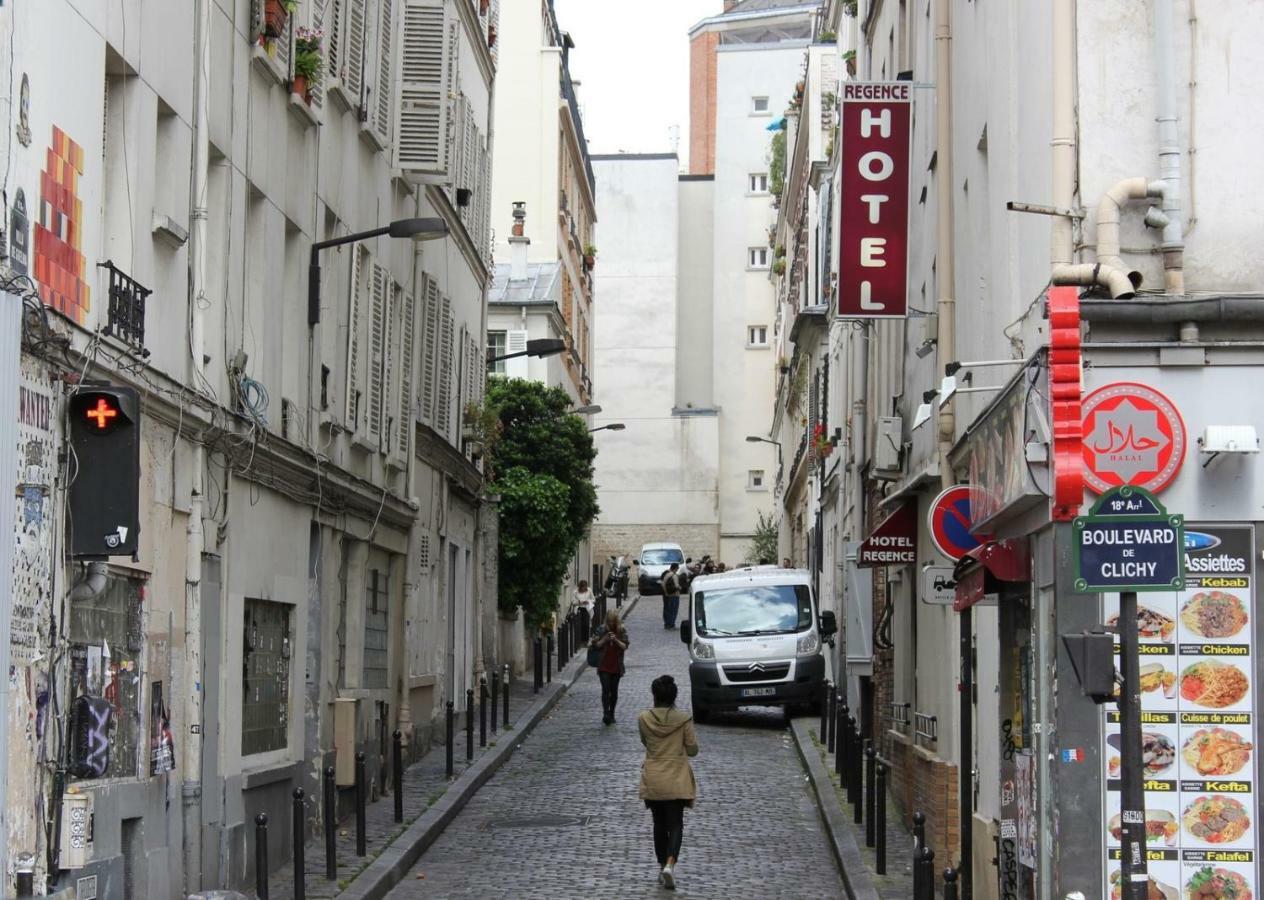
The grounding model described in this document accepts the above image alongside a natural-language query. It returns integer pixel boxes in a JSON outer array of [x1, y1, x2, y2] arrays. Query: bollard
[[479, 677, 488, 748], [848, 720, 861, 814], [912, 812, 926, 899], [533, 638, 543, 692], [559, 618, 568, 665], [323, 766, 336, 880], [827, 685, 837, 753], [819, 680, 830, 744], [490, 670, 500, 735], [864, 742, 876, 847], [546, 632, 553, 684], [875, 761, 887, 875], [466, 688, 475, 762], [918, 847, 936, 900], [255, 813, 270, 900], [354, 751, 367, 857], [292, 788, 306, 900], [502, 664, 510, 728], [445, 700, 455, 777], [836, 701, 849, 779], [393, 730, 404, 823], [943, 867, 959, 900]]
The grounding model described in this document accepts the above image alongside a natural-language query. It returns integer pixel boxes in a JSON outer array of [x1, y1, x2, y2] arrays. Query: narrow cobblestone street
[[388, 600, 845, 898]]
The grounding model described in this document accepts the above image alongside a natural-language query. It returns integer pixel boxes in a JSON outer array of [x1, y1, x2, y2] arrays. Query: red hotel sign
[[858, 500, 917, 567], [838, 82, 912, 318]]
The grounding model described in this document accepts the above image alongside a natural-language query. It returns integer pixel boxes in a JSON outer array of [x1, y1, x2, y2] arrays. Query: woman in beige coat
[[638, 675, 699, 890]]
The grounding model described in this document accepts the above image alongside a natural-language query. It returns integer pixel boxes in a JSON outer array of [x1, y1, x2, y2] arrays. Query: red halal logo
[[1081, 383, 1186, 494]]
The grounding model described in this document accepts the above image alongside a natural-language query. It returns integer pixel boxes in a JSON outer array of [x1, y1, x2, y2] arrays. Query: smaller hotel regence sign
[[838, 82, 912, 319]]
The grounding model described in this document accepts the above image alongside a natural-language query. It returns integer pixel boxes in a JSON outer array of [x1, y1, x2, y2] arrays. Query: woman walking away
[[590, 609, 629, 725], [639, 675, 699, 890]]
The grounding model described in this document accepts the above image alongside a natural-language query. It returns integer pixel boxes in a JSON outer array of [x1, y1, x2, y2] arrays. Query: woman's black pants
[[598, 671, 621, 720], [647, 799, 687, 865]]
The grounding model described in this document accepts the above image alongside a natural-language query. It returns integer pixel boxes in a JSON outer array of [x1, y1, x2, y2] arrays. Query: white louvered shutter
[[384, 279, 400, 452], [308, 0, 328, 110], [449, 95, 468, 206], [345, 247, 367, 430], [420, 276, 439, 423], [367, 261, 388, 443], [275, 15, 293, 77], [397, 288, 417, 455], [346, 0, 368, 108], [326, 0, 345, 89], [504, 329, 529, 379], [488, 0, 500, 66], [394, 0, 452, 179], [436, 294, 454, 437], [477, 137, 491, 262], [373, 0, 395, 144]]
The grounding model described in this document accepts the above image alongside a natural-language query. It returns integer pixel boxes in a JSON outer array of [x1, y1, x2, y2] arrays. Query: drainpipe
[[1154, 0, 1185, 296], [1093, 176, 1166, 289], [933, 0, 956, 485], [182, 0, 211, 891]]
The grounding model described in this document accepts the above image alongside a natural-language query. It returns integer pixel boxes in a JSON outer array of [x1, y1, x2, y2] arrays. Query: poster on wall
[[1100, 524, 1258, 899]]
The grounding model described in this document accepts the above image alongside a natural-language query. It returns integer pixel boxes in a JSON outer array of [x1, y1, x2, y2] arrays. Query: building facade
[[0, 0, 498, 894]]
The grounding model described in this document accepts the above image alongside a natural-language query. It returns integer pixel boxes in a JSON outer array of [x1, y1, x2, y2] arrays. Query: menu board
[[1101, 524, 1258, 900]]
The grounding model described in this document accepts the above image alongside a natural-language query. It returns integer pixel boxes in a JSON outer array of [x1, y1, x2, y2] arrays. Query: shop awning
[[857, 500, 917, 567], [952, 538, 1031, 611]]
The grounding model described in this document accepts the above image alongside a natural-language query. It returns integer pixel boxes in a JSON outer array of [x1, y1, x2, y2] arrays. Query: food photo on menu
[[1181, 794, 1252, 846], [1180, 590, 1249, 639], [1107, 730, 1177, 778], [1178, 660, 1251, 709], [1109, 868, 1179, 900], [1107, 807, 1180, 848], [1183, 863, 1253, 899], [1109, 602, 1178, 641], [1181, 726, 1254, 777]]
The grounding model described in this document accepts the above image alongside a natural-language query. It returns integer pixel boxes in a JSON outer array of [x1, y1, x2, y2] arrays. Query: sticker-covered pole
[[1117, 589, 1150, 898]]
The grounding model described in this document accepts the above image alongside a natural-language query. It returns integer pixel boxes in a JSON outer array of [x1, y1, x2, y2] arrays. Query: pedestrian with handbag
[[638, 674, 699, 890], [588, 609, 629, 725], [661, 563, 682, 630]]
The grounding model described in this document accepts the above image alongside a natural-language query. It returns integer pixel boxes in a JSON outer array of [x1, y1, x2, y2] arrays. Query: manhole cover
[[482, 815, 591, 830]]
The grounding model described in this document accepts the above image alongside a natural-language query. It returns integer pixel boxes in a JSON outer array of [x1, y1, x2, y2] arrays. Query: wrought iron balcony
[[98, 260, 152, 356]]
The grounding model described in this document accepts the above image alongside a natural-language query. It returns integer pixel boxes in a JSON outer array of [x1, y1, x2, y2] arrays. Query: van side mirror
[[680, 622, 692, 644], [818, 610, 838, 637]]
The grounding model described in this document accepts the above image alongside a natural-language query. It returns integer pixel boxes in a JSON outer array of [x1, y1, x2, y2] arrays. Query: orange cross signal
[[86, 397, 118, 429]]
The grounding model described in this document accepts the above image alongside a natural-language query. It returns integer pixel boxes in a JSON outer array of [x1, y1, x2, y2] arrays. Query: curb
[[790, 717, 881, 900], [338, 593, 639, 900]]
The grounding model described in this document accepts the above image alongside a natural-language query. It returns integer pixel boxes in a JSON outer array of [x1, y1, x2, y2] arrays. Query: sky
[[552, 0, 720, 169]]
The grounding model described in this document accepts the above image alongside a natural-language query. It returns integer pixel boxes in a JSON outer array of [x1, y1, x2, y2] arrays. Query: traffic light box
[[68, 385, 141, 558]]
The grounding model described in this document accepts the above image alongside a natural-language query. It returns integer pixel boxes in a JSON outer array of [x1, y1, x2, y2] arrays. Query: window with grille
[[242, 599, 291, 756], [748, 469, 766, 490], [747, 325, 769, 347], [363, 568, 389, 689], [68, 572, 146, 780], [748, 247, 770, 269], [487, 330, 507, 375]]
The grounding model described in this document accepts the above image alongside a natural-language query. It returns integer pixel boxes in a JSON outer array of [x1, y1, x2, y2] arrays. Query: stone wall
[[592, 523, 721, 567]]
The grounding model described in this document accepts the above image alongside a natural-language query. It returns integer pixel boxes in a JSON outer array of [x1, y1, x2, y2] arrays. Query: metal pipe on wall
[[1153, 0, 1185, 295], [933, 0, 956, 483]]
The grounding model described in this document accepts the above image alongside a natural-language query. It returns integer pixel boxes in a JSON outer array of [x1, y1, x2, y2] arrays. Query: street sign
[[928, 485, 983, 561], [920, 564, 956, 604], [857, 500, 917, 567], [1072, 485, 1184, 593]]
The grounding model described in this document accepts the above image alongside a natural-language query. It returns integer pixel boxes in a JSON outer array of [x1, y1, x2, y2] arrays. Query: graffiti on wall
[[12, 358, 55, 665], [33, 126, 90, 325]]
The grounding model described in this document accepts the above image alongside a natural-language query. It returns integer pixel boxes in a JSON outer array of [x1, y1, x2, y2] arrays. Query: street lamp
[[308, 217, 448, 326], [572, 404, 603, 416], [589, 423, 626, 434], [486, 337, 567, 366], [746, 434, 783, 467]]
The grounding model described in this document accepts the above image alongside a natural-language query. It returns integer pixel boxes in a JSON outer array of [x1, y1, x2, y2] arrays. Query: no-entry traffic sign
[[1072, 486, 1184, 593], [928, 486, 983, 561]]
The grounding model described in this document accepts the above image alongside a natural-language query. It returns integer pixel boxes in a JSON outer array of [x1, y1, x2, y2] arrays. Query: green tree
[[748, 510, 780, 564], [486, 379, 599, 628]]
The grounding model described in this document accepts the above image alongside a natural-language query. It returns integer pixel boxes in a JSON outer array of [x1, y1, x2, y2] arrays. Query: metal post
[[919, 848, 936, 900], [819, 680, 830, 743], [393, 730, 404, 823], [254, 813, 269, 900], [943, 867, 959, 900], [323, 766, 336, 881], [479, 677, 488, 748], [912, 812, 926, 899], [1117, 590, 1150, 898], [445, 700, 455, 777], [546, 633, 553, 683], [354, 751, 367, 857], [864, 742, 876, 847], [490, 670, 500, 735], [292, 788, 306, 900], [502, 664, 510, 727], [959, 605, 974, 900], [827, 684, 837, 753], [533, 638, 543, 692], [875, 761, 887, 875], [836, 701, 849, 779], [847, 717, 860, 810], [465, 688, 475, 762]]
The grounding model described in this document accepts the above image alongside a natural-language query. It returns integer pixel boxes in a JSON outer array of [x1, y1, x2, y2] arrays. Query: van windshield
[[695, 584, 813, 636], [640, 548, 684, 566]]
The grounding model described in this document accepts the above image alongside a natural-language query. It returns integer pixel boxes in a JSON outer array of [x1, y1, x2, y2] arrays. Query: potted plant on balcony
[[583, 244, 597, 270], [292, 27, 324, 103], [844, 50, 857, 78], [813, 423, 833, 459], [264, 0, 297, 39], [773, 257, 787, 276]]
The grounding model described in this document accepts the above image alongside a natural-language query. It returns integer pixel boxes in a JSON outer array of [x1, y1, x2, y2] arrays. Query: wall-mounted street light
[[589, 423, 626, 434], [308, 217, 449, 326], [487, 337, 567, 367], [746, 434, 783, 468], [572, 404, 603, 416]]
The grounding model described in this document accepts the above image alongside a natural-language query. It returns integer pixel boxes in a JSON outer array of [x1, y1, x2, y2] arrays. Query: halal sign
[[1081, 382, 1186, 495]]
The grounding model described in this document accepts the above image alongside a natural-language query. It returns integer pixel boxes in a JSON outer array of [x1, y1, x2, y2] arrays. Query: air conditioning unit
[[873, 416, 904, 478]]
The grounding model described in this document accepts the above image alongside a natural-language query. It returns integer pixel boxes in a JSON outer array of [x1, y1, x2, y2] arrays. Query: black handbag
[[586, 627, 605, 667]]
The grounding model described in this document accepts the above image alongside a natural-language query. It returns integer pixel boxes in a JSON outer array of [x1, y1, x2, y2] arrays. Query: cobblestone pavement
[[388, 602, 845, 899]]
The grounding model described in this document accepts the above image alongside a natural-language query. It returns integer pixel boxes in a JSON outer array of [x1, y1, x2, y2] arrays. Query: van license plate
[[741, 687, 777, 698]]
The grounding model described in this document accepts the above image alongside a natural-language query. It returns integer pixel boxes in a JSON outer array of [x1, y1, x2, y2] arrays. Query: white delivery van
[[634, 542, 685, 596], [679, 565, 836, 722]]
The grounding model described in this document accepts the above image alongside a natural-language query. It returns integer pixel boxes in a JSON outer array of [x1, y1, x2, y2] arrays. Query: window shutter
[[476, 137, 491, 262], [326, 0, 344, 87], [397, 287, 417, 456], [373, 0, 395, 144], [420, 276, 439, 423], [275, 15, 294, 77], [367, 261, 388, 444], [435, 295, 454, 437], [394, 0, 453, 179], [808, 370, 820, 465], [504, 329, 529, 379], [345, 246, 367, 429], [346, 0, 368, 108]]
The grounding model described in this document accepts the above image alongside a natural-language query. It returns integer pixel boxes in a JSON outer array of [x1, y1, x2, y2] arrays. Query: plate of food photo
[[1182, 795, 1251, 844], [1181, 727, 1253, 777], [1108, 605, 1176, 641], [1108, 809, 1179, 847], [1180, 591, 1249, 639], [1109, 869, 1178, 900], [1108, 731, 1176, 777], [1184, 865, 1252, 899], [1179, 661, 1250, 709]]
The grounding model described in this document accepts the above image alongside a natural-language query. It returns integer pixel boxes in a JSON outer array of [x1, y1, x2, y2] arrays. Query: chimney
[[723, 0, 738, 10], [509, 202, 530, 279]]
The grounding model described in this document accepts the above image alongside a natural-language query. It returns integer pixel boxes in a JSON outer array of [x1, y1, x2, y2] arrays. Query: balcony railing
[[914, 711, 938, 746], [887, 701, 911, 732], [98, 260, 152, 356]]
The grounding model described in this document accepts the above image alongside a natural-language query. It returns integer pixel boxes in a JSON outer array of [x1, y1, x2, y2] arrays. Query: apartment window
[[749, 173, 769, 194], [487, 330, 507, 375], [242, 598, 291, 756], [363, 568, 389, 689], [748, 469, 767, 490], [748, 247, 770, 269], [747, 325, 769, 347], [751, 96, 770, 114]]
